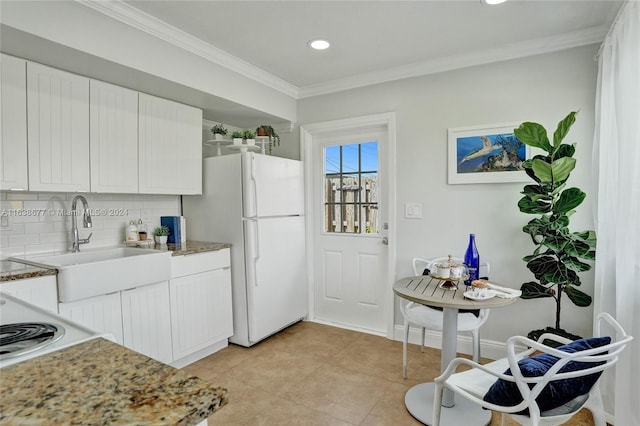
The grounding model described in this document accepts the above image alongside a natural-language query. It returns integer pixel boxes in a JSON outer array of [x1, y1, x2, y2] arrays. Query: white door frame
[[300, 112, 397, 339]]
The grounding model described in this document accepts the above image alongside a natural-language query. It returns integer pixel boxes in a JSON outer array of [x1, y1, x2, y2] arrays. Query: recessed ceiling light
[[308, 39, 330, 50], [481, 0, 507, 4]]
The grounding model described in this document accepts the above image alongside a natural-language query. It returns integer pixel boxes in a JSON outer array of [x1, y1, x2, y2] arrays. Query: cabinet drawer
[[171, 249, 230, 278]]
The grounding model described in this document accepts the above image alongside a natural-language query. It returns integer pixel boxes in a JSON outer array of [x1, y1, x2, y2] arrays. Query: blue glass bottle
[[464, 233, 479, 286]]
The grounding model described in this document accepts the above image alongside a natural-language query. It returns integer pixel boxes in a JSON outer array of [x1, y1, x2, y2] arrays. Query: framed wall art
[[447, 122, 530, 184]]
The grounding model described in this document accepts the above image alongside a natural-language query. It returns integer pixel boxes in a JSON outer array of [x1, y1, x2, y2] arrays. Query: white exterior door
[[302, 113, 396, 335]]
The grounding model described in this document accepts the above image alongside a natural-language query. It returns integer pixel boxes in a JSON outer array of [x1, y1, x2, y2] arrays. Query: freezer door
[[242, 153, 304, 218], [244, 216, 307, 343]]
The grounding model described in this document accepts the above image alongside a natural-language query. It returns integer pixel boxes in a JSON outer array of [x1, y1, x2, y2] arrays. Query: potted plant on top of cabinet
[[256, 125, 280, 154], [210, 124, 228, 141], [243, 129, 256, 146], [231, 131, 243, 145], [515, 111, 596, 343]]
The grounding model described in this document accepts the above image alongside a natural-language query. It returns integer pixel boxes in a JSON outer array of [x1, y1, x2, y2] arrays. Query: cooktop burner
[[0, 322, 65, 360]]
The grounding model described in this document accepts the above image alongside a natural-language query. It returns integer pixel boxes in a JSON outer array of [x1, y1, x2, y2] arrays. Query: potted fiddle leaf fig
[[515, 111, 596, 341]]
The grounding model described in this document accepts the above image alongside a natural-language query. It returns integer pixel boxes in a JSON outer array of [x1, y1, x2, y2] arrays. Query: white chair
[[401, 257, 490, 378], [432, 312, 633, 426]]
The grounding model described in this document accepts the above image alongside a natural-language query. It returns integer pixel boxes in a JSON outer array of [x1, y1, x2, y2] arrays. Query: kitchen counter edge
[[158, 240, 231, 256]]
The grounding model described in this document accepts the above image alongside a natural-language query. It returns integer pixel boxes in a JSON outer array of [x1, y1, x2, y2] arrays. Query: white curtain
[[592, 1, 640, 424]]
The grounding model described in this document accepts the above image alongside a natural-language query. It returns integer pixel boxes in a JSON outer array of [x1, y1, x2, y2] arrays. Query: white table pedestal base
[[405, 382, 491, 426]]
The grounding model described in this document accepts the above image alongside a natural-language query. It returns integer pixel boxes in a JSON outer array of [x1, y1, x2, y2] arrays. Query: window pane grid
[[324, 142, 378, 234]]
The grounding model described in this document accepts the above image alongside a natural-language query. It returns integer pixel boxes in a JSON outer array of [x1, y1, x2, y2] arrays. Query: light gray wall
[[297, 45, 600, 342]]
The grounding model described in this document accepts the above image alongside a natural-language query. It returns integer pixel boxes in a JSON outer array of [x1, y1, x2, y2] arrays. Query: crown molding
[[76, 1, 607, 101], [76, 0, 299, 98], [297, 25, 608, 99]]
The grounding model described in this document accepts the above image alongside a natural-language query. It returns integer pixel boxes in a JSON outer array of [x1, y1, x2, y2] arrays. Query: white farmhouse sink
[[11, 247, 172, 302]]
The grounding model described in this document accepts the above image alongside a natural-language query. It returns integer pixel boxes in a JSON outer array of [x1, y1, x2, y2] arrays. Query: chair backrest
[[492, 312, 633, 419], [412, 257, 491, 278]]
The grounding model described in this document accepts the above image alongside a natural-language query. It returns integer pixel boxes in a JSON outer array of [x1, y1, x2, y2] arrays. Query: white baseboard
[[307, 318, 388, 337], [392, 324, 515, 361], [170, 339, 228, 368]]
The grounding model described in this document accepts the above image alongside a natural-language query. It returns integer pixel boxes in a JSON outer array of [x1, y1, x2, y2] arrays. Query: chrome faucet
[[71, 195, 93, 252]]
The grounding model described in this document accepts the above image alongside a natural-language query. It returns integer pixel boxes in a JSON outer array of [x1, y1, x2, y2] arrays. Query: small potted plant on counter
[[153, 225, 170, 245], [210, 124, 228, 140]]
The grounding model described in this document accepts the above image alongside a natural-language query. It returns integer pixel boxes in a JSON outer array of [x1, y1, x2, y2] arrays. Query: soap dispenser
[[126, 220, 139, 241]]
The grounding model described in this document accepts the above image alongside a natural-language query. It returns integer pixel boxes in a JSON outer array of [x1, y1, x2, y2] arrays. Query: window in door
[[324, 141, 379, 234]]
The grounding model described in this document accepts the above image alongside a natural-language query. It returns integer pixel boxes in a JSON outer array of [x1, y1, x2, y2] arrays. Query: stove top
[[0, 322, 65, 360], [0, 292, 110, 368]]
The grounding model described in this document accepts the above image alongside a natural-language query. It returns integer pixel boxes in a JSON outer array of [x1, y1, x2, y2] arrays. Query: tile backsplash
[[0, 192, 181, 259]]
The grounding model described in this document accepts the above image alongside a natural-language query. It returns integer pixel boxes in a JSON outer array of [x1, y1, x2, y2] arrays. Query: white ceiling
[[121, 0, 623, 96], [0, 0, 623, 127]]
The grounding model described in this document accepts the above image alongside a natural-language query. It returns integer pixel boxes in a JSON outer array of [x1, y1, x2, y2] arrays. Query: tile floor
[[184, 321, 597, 426]]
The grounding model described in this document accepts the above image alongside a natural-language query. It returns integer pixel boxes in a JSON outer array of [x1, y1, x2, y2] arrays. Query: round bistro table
[[393, 275, 518, 425]]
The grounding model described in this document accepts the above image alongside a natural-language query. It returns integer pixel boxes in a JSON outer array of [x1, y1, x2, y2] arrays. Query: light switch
[[405, 203, 423, 219]]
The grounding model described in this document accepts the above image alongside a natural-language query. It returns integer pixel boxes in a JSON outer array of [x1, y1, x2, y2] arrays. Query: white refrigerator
[[183, 152, 307, 347]]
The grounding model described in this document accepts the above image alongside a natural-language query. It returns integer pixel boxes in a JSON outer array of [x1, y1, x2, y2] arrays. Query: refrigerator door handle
[[241, 153, 258, 218], [246, 218, 260, 286]]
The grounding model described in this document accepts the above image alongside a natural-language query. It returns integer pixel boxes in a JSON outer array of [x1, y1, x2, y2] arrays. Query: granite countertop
[[155, 241, 231, 256], [0, 260, 57, 282], [0, 337, 228, 425]]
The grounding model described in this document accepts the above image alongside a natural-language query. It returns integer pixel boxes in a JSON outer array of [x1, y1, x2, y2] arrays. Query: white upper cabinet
[[138, 93, 202, 195], [0, 54, 28, 191], [27, 62, 90, 192], [90, 80, 139, 193]]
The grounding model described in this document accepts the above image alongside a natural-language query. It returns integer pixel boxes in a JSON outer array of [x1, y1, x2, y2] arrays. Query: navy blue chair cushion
[[483, 336, 611, 414]]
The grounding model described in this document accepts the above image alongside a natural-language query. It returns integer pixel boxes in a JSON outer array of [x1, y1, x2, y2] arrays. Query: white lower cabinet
[[56, 249, 233, 367], [58, 292, 124, 344], [169, 249, 233, 367], [1, 275, 58, 313], [58, 281, 173, 364], [121, 281, 173, 364]]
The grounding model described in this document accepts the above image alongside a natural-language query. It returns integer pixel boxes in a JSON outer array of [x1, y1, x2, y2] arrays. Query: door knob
[[381, 237, 389, 245]]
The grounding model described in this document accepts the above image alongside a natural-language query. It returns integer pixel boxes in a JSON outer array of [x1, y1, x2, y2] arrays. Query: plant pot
[[233, 138, 243, 145], [246, 138, 256, 146], [214, 134, 225, 141], [257, 127, 268, 137], [155, 235, 168, 245], [527, 327, 583, 347]]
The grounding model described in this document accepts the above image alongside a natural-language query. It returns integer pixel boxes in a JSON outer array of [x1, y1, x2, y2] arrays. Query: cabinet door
[[138, 93, 202, 195], [27, 62, 90, 192], [0, 54, 28, 191], [121, 281, 173, 364], [169, 268, 233, 360], [58, 292, 124, 344], [0, 275, 57, 313], [90, 80, 138, 193]]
